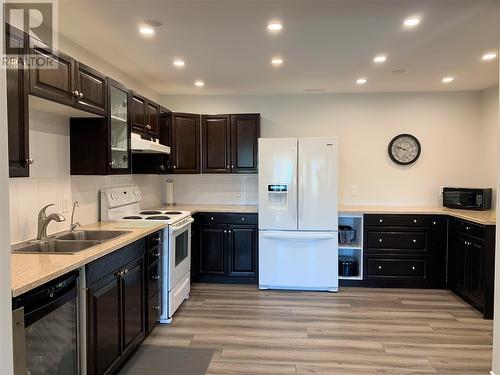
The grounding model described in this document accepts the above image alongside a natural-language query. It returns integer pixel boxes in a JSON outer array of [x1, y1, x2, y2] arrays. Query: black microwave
[[442, 187, 492, 210]]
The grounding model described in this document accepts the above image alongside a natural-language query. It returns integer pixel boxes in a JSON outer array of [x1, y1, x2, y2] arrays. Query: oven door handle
[[169, 218, 194, 234]]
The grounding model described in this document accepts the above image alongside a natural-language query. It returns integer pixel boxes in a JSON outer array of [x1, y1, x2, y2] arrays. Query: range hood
[[131, 133, 170, 154]]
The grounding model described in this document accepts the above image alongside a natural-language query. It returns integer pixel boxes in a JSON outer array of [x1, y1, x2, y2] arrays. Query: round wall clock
[[388, 134, 421, 165]]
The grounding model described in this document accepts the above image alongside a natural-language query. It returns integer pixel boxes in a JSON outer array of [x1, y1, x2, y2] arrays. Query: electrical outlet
[[351, 186, 359, 196], [62, 196, 71, 213]]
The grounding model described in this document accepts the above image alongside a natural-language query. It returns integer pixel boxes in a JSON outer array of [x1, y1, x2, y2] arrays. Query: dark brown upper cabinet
[[70, 78, 131, 175], [159, 107, 172, 148], [6, 24, 30, 178], [230, 114, 260, 173], [74, 62, 107, 116], [29, 37, 76, 106], [170, 113, 200, 173], [201, 114, 231, 173], [131, 93, 160, 138]]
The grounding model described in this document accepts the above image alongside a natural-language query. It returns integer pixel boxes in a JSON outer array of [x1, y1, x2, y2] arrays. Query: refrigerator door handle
[[261, 231, 337, 240]]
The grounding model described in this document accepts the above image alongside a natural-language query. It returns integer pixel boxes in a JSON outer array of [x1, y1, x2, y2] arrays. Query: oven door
[[168, 218, 194, 289]]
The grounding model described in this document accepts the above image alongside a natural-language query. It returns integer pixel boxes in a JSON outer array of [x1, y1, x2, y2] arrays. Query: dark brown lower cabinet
[[360, 214, 447, 288], [449, 218, 495, 319], [86, 239, 145, 375], [145, 231, 162, 334], [193, 213, 258, 284]]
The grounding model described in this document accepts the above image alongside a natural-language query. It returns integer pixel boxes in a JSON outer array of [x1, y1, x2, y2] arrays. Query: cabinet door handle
[[153, 252, 160, 257], [25, 158, 35, 165], [226, 165, 230, 169], [73, 90, 80, 97], [224, 230, 227, 233], [173, 165, 177, 169], [412, 239, 417, 243], [153, 306, 160, 311], [413, 219, 417, 223], [123, 268, 128, 274], [79, 92, 84, 99], [210, 217, 214, 221], [116, 270, 123, 277], [432, 221, 437, 225], [378, 238, 383, 243], [378, 265, 382, 270], [231, 165, 234, 168], [411, 266, 416, 270], [241, 217, 245, 221], [109, 161, 116, 166], [152, 275, 160, 280], [379, 219, 383, 223], [466, 226, 471, 231]]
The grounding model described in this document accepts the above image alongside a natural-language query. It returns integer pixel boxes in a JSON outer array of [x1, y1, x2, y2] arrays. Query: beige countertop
[[156, 203, 259, 214], [11, 221, 167, 298], [339, 205, 496, 225], [156, 203, 495, 225]]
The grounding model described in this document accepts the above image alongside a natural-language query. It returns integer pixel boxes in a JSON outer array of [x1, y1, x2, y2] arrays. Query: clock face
[[388, 134, 421, 165]]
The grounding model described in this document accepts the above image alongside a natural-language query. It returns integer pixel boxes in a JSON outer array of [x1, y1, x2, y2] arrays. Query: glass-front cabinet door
[[108, 78, 131, 174]]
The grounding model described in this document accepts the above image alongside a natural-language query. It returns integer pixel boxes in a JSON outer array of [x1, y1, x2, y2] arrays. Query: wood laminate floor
[[144, 284, 493, 374]]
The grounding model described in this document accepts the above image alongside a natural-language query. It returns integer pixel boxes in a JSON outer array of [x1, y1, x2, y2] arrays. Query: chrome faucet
[[70, 201, 81, 232], [37, 204, 66, 240]]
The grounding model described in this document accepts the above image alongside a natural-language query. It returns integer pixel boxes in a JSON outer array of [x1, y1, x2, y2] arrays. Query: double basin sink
[[12, 230, 131, 254]]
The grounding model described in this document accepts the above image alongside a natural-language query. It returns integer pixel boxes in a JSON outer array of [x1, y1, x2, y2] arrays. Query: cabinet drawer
[[367, 231, 426, 250], [455, 219, 485, 239], [148, 262, 161, 298], [147, 290, 161, 331], [87, 239, 144, 285], [148, 246, 161, 265], [196, 212, 257, 225], [367, 257, 426, 278], [147, 231, 162, 249], [364, 214, 431, 227]]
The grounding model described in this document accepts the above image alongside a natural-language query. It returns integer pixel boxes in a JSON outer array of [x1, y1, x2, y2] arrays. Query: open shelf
[[338, 214, 363, 280]]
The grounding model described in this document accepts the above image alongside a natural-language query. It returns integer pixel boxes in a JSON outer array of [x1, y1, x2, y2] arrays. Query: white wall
[[8, 110, 163, 245], [162, 88, 498, 207], [0, 4, 14, 373]]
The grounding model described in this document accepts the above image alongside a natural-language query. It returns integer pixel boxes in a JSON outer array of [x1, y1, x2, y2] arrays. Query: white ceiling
[[59, 0, 500, 95]]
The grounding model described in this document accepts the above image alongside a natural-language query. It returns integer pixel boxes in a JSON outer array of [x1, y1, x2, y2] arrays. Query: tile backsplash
[[162, 174, 258, 205]]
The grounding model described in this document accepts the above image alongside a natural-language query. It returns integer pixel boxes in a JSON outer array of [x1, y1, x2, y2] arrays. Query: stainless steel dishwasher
[[12, 271, 79, 375]]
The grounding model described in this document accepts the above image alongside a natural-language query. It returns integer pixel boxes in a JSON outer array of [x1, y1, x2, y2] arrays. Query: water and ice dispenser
[[267, 184, 288, 210]]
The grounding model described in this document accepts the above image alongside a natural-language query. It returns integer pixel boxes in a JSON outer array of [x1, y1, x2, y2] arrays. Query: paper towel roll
[[164, 179, 174, 205]]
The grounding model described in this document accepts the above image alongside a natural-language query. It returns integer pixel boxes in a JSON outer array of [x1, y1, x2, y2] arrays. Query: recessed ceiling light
[[173, 59, 185, 67], [442, 76, 454, 83], [271, 57, 283, 66], [194, 80, 204, 87], [403, 16, 420, 27], [373, 55, 387, 63], [139, 26, 155, 35], [267, 22, 283, 32], [356, 78, 367, 85], [482, 52, 497, 61]]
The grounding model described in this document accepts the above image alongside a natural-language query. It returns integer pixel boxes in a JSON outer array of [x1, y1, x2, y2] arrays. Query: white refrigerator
[[258, 137, 338, 292]]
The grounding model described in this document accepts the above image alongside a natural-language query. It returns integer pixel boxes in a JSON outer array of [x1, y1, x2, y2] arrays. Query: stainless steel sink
[[54, 230, 129, 241], [12, 230, 131, 254], [12, 240, 101, 254]]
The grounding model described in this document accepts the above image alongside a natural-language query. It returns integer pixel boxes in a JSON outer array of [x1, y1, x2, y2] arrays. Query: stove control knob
[[111, 192, 118, 200]]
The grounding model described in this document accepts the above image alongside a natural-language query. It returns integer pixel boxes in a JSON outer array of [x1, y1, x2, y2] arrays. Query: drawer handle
[[153, 306, 160, 311], [432, 221, 437, 225], [152, 275, 160, 280], [413, 219, 417, 223], [379, 219, 383, 223], [466, 226, 471, 231], [378, 238, 383, 243], [211, 217, 214, 221], [411, 266, 416, 270], [378, 265, 382, 270], [242, 217, 245, 221], [412, 239, 417, 243], [153, 252, 160, 257]]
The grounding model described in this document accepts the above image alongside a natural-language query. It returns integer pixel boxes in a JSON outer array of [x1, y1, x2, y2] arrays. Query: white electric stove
[[100, 186, 193, 323]]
